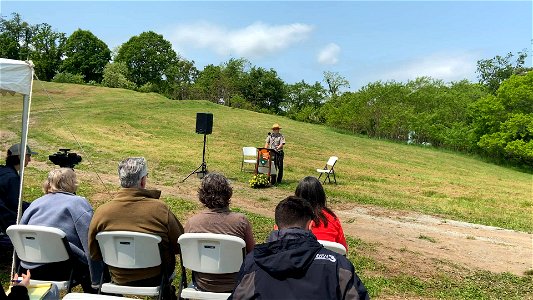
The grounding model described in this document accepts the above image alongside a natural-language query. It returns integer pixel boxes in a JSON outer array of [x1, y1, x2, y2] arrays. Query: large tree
[[0, 13, 34, 60], [473, 71, 533, 165], [161, 57, 199, 100], [323, 71, 350, 98], [241, 67, 285, 113], [30, 23, 66, 81], [283, 80, 327, 123], [61, 29, 111, 83], [476, 51, 529, 94], [115, 31, 178, 87]]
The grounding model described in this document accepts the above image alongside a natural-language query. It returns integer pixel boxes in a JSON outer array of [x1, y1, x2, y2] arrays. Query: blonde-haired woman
[[20, 168, 102, 293]]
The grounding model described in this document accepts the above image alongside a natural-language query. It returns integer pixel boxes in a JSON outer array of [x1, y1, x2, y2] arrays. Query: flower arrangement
[[249, 173, 270, 188]]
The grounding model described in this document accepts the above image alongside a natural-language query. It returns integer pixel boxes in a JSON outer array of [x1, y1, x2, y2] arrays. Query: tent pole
[[11, 79, 33, 279], [16, 94, 31, 224]]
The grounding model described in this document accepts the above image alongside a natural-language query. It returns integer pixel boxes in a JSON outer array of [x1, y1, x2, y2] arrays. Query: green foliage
[[138, 82, 158, 93], [51, 72, 84, 84], [29, 23, 66, 81], [61, 29, 111, 83], [476, 51, 529, 94], [115, 31, 178, 87], [241, 67, 286, 113], [229, 94, 254, 110], [161, 58, 198, 100], [323, 71, 350, 98], [473, 72, 533, 166], [1, 14, 65, 81], [284, 80, 326, 111], [101, 62, 136, 90], [0, 13, 35, 60], [249, 174, 270, 188]]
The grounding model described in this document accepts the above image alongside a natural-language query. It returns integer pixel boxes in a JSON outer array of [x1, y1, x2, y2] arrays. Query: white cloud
[[167, 21, 313, 58], [317, 43, 340, 65], [382, 52, 478, 82]]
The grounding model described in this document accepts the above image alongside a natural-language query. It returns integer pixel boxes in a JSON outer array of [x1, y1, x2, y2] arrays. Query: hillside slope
[[1, 81, 530, 232]]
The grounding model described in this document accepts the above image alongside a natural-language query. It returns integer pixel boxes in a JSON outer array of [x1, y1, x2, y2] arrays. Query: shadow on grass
[[1, 244, 13, 290]]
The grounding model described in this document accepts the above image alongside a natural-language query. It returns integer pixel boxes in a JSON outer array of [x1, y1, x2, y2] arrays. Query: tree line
[[1, 13, 531, 168]]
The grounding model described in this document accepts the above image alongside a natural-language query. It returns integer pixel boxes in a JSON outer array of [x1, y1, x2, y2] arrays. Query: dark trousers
[[20, 260, 96, 293], [275, 151, 284, 183]]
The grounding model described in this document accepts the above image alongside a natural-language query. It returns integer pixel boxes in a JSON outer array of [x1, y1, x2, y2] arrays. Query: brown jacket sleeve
[[168, 209, 184, 254], [88, 212, 103, 261]]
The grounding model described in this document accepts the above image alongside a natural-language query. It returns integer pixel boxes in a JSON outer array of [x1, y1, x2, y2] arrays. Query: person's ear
[[140, 176, 147, 188], [306, 220, 313, 230]]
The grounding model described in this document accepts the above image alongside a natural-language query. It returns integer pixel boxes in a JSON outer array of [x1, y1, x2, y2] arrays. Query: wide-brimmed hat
[[7, 143, 38, 156], [272, 123, 282, 130]]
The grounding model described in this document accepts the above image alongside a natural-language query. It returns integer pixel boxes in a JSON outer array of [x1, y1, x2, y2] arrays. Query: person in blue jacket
[[229, 196, 369, 300], [19, 168, 102, 293]]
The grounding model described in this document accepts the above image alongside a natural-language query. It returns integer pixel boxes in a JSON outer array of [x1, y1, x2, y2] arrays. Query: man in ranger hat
[[0, 143, 37, 232], [264, 123, 286, 183]]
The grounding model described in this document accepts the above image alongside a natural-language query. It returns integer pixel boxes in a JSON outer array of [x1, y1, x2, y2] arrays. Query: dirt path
[[228, 185, 532, 277]]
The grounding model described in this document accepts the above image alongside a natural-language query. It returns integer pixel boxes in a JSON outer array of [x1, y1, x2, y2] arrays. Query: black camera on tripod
[[49, 149, 82, 168]]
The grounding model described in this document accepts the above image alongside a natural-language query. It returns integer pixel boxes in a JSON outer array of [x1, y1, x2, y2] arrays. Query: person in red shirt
[[295, 176, 348, 251]]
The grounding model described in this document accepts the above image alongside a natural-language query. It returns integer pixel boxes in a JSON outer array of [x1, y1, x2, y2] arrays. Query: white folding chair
[[95, 231, 167, 300], [6, 224, 75, 292], [241, 147, 258, 172], [178, 233, 246, 300], [317, 156, 338, 184], [318, 240, 347, 256]]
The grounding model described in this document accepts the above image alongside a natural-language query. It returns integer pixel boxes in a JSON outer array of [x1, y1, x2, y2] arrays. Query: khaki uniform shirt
[[265, 133, 285, 150]]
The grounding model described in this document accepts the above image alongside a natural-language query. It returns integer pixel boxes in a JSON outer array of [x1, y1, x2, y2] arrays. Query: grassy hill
[[2, 81, 530, 232], [1, 81, 532, 299]]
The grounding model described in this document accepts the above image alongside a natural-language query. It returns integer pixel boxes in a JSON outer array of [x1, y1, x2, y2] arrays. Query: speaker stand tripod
[[182, 133, 208, 182]]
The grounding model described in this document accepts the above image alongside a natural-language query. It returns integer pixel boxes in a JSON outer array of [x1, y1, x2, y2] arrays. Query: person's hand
[[12, 269, 31, 287]]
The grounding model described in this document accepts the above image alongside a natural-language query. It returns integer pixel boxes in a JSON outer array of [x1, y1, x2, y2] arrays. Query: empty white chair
[[6, 224, 75, 292], [241, 147, 258, 172], [178, 233, 246, 300], [318, 240, 347, 256], [95, 231, 167, 300], [317, 156, 338, 184]]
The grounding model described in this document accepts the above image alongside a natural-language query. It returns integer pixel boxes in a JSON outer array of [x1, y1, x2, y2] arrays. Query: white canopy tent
[[0, 58, 35, 225]]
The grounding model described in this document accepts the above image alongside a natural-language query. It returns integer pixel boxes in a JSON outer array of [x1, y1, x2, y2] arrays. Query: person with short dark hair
[[185, 173, 255, 292], [88, 157, 183, 298], [0, 143, 37, 233], [229, 196, 369, 300], [295, 176, 348, 251], [20, 168, 102, 293]]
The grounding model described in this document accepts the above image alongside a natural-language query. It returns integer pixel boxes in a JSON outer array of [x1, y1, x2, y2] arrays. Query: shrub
[[101, 62, 136, 90], [52, 72, 85, 84], [249, 174, 270, 188], [138, 82, 157, 93]]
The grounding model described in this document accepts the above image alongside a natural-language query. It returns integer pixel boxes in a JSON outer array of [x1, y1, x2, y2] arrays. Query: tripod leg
[[181, 164, 203, 182]]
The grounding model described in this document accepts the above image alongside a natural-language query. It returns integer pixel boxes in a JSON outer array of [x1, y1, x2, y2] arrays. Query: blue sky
[[2, 1, 532, 90]]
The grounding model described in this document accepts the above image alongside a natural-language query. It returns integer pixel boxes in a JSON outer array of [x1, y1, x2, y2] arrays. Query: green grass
[[1, 81, 532, 299], [1, 81, 530, 232]]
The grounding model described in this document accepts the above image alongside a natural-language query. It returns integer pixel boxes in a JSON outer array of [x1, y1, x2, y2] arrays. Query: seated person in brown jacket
[[185, 173, 255, 292], [88, 157, 184, 293]]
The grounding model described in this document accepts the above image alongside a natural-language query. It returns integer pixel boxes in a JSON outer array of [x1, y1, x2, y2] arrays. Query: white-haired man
[[89, 157, 183, 299]]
